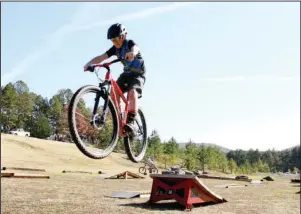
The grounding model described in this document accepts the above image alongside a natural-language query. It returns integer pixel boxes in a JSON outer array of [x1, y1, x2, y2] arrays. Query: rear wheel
[[68, 85, 119, 159], [151, 167, 158, 174], [124, 108, 148, 163]]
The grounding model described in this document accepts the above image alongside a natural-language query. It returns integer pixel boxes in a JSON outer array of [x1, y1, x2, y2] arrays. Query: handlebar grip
[[86, 65, 95, 72]]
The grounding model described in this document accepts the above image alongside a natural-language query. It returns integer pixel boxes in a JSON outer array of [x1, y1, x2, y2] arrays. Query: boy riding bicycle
[[146, 156, 155, 168], [84, 23, 146, 136]]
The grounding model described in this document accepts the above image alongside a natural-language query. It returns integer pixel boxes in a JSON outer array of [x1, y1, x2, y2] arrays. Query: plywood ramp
[[1, 172, 50, 179], [105, 171, 144, 179]]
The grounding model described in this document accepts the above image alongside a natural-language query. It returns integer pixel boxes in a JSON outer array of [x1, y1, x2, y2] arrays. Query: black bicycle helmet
[[107, 23, 127, 39]]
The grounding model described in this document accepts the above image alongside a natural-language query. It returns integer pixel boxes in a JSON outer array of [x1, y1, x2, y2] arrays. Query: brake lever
[[94, 69, 104, 82]]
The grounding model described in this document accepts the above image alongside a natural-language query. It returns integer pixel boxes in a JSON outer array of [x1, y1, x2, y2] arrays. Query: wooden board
[[1, 172, 14, 177], [1, 172, 49, 179], [291, 179, 301, 183], [10, 175, 50, 179], [197, 174, 252, 182], [62, 170, 92, 174], [105, 171, 144, 179], [2, 167, 46, 172], [109, 190, 151, 199], [214, 183, 248, 188]]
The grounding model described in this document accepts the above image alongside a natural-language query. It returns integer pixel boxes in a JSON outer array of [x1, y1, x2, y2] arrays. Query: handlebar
[[86, 58, 122, 72]]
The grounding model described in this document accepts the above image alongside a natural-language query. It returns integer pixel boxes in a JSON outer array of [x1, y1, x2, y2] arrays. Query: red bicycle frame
[[93, 59, 130, 137]]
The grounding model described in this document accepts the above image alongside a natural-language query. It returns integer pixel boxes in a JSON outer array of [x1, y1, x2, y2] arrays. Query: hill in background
[[177, 142, 231, 153]]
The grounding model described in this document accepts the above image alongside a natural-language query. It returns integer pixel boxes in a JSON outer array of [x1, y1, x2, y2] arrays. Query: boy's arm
[[131, 45, 140, 55], [84, 46, 116, 70], [128, 40, 140, 55], [84, 53, 108, 71], [88, 53, 109, 64], [126, 40, 140, 61]]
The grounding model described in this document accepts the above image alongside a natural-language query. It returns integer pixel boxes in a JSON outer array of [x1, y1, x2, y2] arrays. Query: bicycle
[[68, 58, 148, 163], [139, 162, 159, 175]]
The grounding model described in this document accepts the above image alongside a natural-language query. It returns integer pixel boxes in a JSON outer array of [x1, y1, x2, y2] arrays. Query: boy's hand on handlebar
[[84, 63, 94, 72], [83, 58, 122, 72]]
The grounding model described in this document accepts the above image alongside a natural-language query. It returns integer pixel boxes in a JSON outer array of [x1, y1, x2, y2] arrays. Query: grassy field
[[1, 134, 300, 214]]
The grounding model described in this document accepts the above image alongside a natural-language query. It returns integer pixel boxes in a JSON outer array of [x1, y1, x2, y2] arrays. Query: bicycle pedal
[[124, 131, 136, 139], [123, 126, 133, 134]]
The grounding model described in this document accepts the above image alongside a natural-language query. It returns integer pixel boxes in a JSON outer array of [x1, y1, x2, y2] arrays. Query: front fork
[[90, 82, 111, 127], [91, 82, 129, 137]]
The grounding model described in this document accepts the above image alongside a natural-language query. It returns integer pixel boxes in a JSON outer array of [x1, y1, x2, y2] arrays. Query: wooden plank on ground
[[126, 171, 144, 179], [197, 174, 251, 182], [109, 190, 151, 199], [1, 173, 49, 179], [10, 175, 50, 179], [105, 171, 144, 179], [1, 172, 14, 177], [62, 170, 92, 174], [2, 167, 46, 172], [291, 179, 301, 183]]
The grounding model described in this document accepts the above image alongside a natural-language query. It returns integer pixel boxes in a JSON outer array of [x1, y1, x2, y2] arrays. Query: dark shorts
[[116, 72, 146, 97]]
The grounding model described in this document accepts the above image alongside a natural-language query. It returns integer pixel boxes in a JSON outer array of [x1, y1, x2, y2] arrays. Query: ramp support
[[147, 174, 226, 210]]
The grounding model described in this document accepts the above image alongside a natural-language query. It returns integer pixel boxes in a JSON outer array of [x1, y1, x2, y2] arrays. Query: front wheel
[[139, 166, 147, 174], [124, 108, 148, 163], [68, 85, 119, 159]]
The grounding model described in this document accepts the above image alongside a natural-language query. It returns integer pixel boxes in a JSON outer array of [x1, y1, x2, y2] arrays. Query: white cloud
[[2, 2, 198, 85]]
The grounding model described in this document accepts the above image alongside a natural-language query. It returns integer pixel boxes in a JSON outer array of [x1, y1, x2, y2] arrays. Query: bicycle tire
[[151, 168, 158, 174], [139, 166, 147, 174], [124, 108, 148, 163], [68, 85, 119, 159]]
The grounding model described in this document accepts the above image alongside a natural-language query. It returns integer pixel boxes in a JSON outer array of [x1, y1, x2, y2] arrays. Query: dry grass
[[1, 134, 300, 214], [1, 134, 140, 174]]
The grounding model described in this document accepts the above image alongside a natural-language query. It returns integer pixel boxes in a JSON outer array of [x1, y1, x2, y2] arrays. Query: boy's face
[[111, 36, 124, 49]]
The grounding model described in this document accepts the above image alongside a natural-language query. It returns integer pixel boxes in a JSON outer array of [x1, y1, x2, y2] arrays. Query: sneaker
[[124, 112, 137, 137]]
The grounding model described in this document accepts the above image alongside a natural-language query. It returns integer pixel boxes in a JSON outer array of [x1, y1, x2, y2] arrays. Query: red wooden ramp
[[147, 174, 227, 210]]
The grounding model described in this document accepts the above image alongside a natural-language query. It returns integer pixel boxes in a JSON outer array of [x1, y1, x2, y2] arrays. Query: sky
[[1, 2, 300, 151]]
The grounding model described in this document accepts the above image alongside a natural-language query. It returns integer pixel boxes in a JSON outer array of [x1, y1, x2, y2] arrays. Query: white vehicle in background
[[9, 128, 30, 137]]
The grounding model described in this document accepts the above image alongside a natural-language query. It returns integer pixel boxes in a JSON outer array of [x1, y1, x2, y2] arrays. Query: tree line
[[1, 80, 72, 140], [146, 130, 300, 174], [1, 80, 300, 174]]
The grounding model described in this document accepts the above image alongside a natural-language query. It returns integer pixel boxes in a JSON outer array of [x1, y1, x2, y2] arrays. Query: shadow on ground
[[119, 201, 223, 211]]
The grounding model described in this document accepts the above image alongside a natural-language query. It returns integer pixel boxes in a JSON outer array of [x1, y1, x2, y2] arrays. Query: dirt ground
[[1, 134, 300, 214]]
